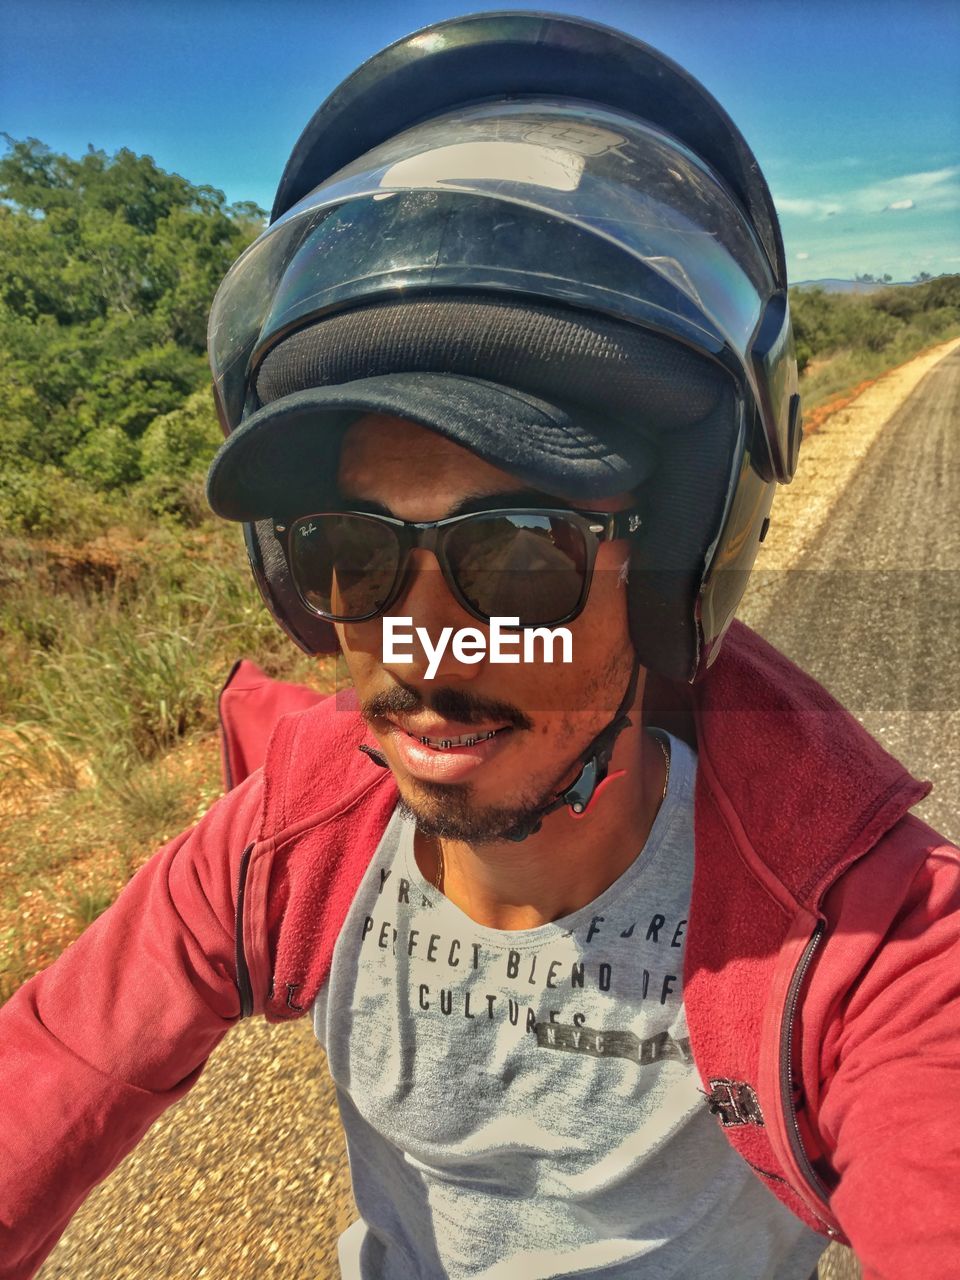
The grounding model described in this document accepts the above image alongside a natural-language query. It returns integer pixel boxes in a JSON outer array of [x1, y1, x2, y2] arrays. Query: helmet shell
[[207, 12, 802, 681]]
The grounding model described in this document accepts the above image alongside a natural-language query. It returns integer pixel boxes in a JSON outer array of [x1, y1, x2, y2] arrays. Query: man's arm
[[814, 829, 960, 1280], [0, 770, 264, 1279]]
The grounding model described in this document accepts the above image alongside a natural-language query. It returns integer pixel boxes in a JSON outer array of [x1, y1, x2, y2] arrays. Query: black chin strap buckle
[[562, 755, 604, 816], [560, 711, 630, 816], [358, 743, 388, 768], [504, 710, 631, 842], [506, 817, 542, 841]]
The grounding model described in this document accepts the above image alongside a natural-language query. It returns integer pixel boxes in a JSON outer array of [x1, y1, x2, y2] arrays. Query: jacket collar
[[263, 621, 930, 909]]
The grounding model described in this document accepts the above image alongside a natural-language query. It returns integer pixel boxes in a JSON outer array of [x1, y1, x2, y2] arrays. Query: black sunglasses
[[275, 505, 642, 628]]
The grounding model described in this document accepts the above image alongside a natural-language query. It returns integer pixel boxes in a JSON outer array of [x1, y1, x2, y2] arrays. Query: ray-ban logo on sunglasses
[[383, 616, 573, 680]]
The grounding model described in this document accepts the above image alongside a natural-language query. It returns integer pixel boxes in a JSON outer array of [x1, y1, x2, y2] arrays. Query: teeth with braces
[[413, 730, 502, 749]]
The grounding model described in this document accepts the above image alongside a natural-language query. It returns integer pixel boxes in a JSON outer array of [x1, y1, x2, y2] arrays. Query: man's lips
[[379, 717, 517, 782], [384, 716, 513, 750]]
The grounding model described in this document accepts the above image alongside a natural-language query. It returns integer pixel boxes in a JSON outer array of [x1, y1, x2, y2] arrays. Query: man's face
[[334, 414, 637, 842]]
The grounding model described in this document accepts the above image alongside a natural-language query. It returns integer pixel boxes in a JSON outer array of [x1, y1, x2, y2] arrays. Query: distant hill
[[793, 278, 914, 294]]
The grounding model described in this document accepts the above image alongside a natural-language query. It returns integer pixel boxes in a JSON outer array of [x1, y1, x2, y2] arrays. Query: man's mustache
[[361, 681, 533, 732]]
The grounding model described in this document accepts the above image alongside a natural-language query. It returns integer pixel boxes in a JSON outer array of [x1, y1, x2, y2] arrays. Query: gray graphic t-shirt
[[313, 733, 825, 1279]]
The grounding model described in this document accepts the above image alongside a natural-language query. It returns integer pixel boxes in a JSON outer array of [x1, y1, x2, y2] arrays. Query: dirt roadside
[[36, 340, 960, 1279], [740, 335, 960, 583]]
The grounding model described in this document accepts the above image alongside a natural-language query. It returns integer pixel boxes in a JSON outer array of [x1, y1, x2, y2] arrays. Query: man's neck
[[413, 708, 669, 931]]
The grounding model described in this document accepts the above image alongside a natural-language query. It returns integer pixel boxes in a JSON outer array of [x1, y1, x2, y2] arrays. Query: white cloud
[[796, 251, 810, 260], [775, 196, 842, 218], [776, 164, 960, 222]]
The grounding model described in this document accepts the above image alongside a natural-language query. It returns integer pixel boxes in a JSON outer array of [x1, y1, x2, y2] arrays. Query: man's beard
[[361, 652, 633, 844], [362, 680, 549, 842], [396, 777, 553, 844]]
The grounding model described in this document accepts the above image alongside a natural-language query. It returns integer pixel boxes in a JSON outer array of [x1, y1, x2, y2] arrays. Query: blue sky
[[3, 0, 958, 281]]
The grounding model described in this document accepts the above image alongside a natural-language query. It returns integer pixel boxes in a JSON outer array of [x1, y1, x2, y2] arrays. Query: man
[[1, 13, 957, 1280]]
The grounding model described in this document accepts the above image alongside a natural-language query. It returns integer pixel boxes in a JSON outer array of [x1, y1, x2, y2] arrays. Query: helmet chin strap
[[501, 653, 642, 842], [357, 653, 643, 844]]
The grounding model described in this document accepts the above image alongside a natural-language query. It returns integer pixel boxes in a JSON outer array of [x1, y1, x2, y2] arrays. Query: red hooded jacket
[[1, 622, 958, 1279]]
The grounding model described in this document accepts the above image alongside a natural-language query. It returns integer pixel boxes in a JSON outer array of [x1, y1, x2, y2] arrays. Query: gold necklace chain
[[433, 842, 444, 891], [433, 733, 671, 893], [653, 730, 671, 805]]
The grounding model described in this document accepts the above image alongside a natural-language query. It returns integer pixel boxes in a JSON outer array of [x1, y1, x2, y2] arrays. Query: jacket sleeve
[[814, 826, 960, 1280], [0, 769, 265, 1279]]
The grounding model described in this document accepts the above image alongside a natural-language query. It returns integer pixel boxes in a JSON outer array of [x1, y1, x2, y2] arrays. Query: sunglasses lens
[[446, 513, 588, 624], [289, 514, 400, 620]]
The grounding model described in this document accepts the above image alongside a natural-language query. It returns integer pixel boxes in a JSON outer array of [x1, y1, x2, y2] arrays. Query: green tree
[[0, 136, 263, 504]]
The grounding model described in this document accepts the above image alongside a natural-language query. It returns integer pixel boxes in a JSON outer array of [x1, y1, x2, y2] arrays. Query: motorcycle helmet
[[206, 11, 801, 683]]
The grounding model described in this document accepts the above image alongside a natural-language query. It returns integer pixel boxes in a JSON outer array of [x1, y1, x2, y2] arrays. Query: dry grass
[[0, 518, 338, 998], [0, 730, 223, 1000]]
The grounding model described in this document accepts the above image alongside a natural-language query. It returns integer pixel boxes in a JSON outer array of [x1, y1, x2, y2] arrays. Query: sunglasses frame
[[275, 505, 642, 629]]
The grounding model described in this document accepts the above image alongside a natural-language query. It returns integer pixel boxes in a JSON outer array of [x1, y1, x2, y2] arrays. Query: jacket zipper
[[780, 919, 838, 1234], [234, 842, 255, 1019]]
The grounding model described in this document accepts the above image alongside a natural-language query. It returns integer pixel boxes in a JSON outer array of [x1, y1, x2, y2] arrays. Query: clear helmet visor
[[209, 100, 776, 433]]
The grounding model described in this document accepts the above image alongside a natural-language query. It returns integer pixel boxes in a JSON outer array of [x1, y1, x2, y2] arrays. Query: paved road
[[747, 346, 959, 846], [39, 351, 960, 1278], [745, 346, 960, 1280]]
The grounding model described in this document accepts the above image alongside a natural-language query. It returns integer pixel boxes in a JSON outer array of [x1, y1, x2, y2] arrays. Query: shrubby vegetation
[[0, 139, 323, 993], [0, 137, 958, 993], [791, 275, 960, 372], [0, 135, 261, 535], [790, 275, 960, 407]]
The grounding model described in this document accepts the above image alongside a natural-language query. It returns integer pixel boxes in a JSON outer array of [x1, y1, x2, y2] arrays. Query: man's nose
[[384, 550, 484, 683]]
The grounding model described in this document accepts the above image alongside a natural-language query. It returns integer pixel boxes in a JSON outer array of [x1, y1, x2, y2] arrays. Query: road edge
[[746, 336, 960, 577]]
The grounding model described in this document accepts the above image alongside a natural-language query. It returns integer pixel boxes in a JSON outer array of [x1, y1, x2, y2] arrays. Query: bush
[[870, 287, 920, 322], [139, 386, 222, 478], [134, 472, 213, 526], [0, 463, 121, 538], [830, 300, 901, 354], [65, 422, 142, 489], [789, 288, 835, 374], [914, 306, 960, 339], [0, 520, 327, 772]]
